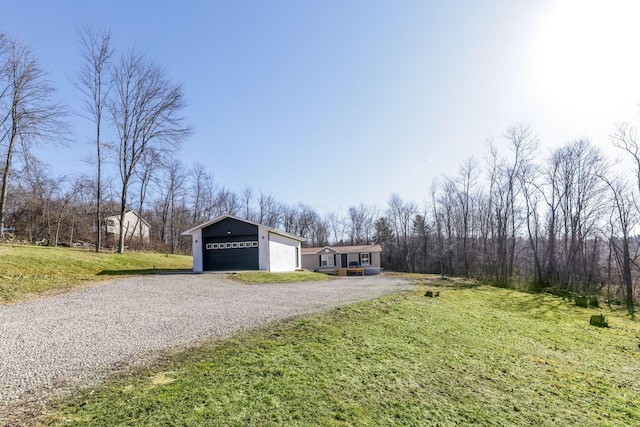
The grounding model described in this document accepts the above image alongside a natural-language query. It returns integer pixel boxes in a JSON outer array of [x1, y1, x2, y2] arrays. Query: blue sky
[[4, 1, 640, 215]]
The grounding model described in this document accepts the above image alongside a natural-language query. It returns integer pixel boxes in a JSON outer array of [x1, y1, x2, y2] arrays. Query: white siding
[[258, 226, 270, 270], [191, 228, 203, 273], [268, 232, 300, 272]]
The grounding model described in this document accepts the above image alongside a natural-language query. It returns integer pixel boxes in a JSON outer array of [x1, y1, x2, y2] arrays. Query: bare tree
[[612, 124, 640, 193], [11, 156, 57, 244], [51, 176, 85, 247], [502, 125, 537, 280], [281, 204, 298, 234], [132, 148, 160, 248], [601, 174, 636, 315], [610, 124, 640, 313], [241, 186, 254, 221], [257, 191, 279, 227], [430, 179, 446, 275], [449, 157, 480, 276], [347, 203, 377, 245], [386, 193, 417, 271], [292, 203, 319, 241], [311, 215, 331, 247], [76, 25, 112, 251], [109, 49, 191, 252], [189, 163, 216, 224], [66, 174, 93, 246], [326, 212, 346, 244], [479, 126, 537, 285], [518, 158, 543, 286], [551, 140, 607, 292], [163, 160, 188, 254], [0, 35, 66, 239], [211, 187, 240, 217], [435, 178, 457, 275]]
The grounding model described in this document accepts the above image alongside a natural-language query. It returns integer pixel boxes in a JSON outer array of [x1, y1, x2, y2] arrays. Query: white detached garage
[[181, 215, 305, 273]]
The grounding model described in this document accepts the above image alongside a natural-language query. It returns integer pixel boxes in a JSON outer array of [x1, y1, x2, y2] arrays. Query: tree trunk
[[118, 183, 128, 253], [622, 239, 634, 316], [96, 147, 102, 252], [0, 110, 18, 240]]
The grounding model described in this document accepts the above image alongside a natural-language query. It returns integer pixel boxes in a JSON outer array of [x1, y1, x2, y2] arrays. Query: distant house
[[102, 210, 150, 243], [301, 244, 382, 275], [181, 215, 306, 273]]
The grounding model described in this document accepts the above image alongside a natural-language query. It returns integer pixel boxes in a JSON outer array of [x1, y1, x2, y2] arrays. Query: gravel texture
[[0, 274, 413, 420]]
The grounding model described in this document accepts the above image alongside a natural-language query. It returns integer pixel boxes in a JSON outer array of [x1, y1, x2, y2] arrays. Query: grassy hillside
[[0, 244, 192, 303], [43, 277, 640, 426]]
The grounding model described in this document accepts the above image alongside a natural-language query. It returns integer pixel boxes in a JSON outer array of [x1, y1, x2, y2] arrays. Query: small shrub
[[576, 296, 599, 308], [589, 314, 608, 328], [575, 296, 589, 308]]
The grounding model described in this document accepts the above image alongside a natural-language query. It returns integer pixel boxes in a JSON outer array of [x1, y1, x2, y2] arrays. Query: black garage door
[[202, 217, 259, 271], [203, 237, 259, 271]]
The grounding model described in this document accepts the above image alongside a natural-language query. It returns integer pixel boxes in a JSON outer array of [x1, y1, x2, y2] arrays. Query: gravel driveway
[[0, 274, 413, 420]]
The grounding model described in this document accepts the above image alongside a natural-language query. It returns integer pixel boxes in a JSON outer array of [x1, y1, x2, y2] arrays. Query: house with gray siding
[[301, 244, 382, 275]]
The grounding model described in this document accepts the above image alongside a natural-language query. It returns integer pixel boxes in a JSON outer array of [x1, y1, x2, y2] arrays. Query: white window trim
[[321, 254, 335, 267], [360, 253, 370, 266]]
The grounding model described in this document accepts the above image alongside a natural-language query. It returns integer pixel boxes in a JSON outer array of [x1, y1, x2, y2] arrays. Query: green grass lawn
[[42, 276, 640, 426], [231, 270, 333, 283], [0, 244, 192, 303]]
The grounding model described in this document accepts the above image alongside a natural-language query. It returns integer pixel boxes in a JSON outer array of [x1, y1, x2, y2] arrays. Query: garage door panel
[[203, 236, 259, 271]]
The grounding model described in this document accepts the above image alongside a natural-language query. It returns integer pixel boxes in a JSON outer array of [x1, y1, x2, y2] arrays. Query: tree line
[[400, 125, 640, 315], [1, 28, 639, 313], [0, 26, 191, 254]]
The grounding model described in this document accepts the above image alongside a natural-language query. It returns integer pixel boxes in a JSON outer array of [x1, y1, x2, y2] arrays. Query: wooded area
[[1, 29, 640, 313]]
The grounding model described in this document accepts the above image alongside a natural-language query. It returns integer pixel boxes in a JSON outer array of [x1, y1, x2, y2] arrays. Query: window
[[238, 242, 245, 248], [231, 242, 238, 248], [251, 241, 258, 247], [211, 243, 218, 249], [321, 254, 334, 267], [360, 253, 370, 265], [226, 243, 232, 249]]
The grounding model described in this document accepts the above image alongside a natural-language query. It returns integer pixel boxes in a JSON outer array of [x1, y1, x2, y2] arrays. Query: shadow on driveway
[[97, 268, 194, 276]]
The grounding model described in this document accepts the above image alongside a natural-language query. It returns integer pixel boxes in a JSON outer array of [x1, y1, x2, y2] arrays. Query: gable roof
[[305, 246, 339, 255], [181, 214, 306, 242], [301, 244, 382, 255]]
